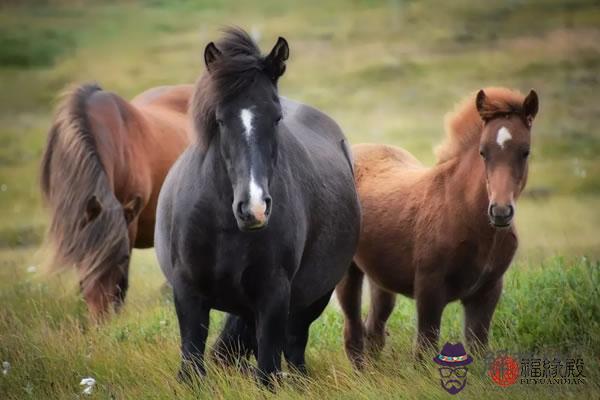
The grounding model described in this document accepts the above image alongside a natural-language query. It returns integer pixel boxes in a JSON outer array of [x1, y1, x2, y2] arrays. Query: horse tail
[[40, 83, 127, 296]]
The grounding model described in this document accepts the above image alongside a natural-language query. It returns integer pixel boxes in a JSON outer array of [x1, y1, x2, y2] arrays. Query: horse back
[[353, 143, 422, 178], [132, 84, 194, 115], [279, 99, 360, 217], [281, 99, 357, 183], [351, 144, 429, 294]]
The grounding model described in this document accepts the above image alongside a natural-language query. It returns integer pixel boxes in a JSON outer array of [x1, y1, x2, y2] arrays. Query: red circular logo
[[488, 355, 519, 387]]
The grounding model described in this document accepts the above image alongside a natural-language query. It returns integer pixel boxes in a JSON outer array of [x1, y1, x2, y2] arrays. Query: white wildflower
[[2, 361, 10, 375], [0, 184, 7, 192], [80, 377, 96, 395], [159, 320, 167, 326], [80, 377, 95, 386], [27, 266, 37, 273]]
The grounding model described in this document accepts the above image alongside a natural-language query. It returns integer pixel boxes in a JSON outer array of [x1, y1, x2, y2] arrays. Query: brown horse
[[40, 83, 192, 319], [336, 87, 539, 367]]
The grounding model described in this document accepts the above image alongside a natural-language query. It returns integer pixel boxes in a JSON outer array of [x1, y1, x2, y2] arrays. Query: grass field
[[0, 0, 599, 398]]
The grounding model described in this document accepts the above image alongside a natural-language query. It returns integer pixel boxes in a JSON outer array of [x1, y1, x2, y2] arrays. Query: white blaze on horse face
[[240, 108, 267, 221], [249, 172, 266, 220], [496, 126, 512, 149], [241, 109, 254, 140]]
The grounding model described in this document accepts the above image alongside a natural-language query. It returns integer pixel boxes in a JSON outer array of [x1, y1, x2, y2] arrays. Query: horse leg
[[212, 314, 256, 368], [335, 261, 366, 368], [255, 278, 290, 387], [462, 278, 503, 352], [284, 289, 333, 374], [415, 283, 446, 360], [173, 284, 210, 382], [365, 280, 396, 356]]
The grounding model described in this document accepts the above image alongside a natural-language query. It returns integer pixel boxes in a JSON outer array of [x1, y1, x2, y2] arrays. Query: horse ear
[[523, 89, 539, 127], [123, 196, 143, 225], [204, 42, 222, 71], [83, 195, 102, 226], [265, 37, 289, 82], [475, 89, 487, 116]]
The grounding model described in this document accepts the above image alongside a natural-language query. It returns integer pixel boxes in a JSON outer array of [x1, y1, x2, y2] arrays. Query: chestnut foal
[[337, 87, 539, 367]]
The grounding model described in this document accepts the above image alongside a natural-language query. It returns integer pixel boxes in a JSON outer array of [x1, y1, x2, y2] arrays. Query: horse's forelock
[[75, 206, 128, 295], [191, 28, 269, 150], [435, 88, 526, 163]]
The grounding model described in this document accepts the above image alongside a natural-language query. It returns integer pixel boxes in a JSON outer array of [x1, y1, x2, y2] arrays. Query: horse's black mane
[[191, 28, 271, 150]]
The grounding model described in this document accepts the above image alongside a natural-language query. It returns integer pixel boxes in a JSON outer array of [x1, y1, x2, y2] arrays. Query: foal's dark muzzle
[[234, 195, 272, 231], [488, 203, 514, 228]]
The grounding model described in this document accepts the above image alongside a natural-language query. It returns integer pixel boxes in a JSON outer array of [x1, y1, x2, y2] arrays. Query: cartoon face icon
[[433, 342, 473, 395], [438, 365, 469, 394]]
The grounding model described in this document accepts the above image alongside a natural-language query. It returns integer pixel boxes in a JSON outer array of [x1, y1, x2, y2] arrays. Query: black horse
[[155, 29, 361, 386]]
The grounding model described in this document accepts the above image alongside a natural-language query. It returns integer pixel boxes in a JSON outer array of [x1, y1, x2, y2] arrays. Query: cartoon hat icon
[[433, 342, 473, 367]]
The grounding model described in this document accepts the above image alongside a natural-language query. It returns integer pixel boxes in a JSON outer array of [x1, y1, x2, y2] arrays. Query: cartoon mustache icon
[[442, 378, 467, 395]]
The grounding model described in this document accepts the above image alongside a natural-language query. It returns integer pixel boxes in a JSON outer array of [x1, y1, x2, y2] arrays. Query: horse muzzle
[[488, 202, 514, 228], [234, 195, 272, 232]]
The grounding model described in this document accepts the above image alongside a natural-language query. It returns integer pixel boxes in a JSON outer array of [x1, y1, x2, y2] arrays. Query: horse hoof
[[254, 370, 283, 391], [287, 364, 307, 376], [177, 363, 205, 384]]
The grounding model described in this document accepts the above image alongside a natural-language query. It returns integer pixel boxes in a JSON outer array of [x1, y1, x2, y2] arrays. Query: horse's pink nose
[[236, 195, 272, 229]]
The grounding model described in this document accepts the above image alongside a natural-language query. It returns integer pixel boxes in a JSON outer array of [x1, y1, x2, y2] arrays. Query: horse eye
[[479, 150, 486, 160], [216, 118, 224, 127], [274, 115, 282, 125], [522, 150, 530, 159]]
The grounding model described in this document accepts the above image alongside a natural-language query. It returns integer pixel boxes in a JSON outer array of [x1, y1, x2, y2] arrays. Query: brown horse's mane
[[191, 28, 268, 150], [435, 87, 526, 163], [40, 83, 126, 294]]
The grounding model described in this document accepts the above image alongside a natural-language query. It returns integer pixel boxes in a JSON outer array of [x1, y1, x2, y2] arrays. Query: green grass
[[0, 0, 599, 398], [1, 252, 598, 399]]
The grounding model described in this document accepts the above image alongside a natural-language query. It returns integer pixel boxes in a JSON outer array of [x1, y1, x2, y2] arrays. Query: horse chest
[[444, 234, 516, 300], [179, 212, 300, 308]]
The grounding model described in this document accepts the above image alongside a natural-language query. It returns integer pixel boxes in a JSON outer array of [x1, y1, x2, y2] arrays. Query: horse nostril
[[490, 203, 514, 219], [237, 201, 249, 221], [264, 196, 272, 216]]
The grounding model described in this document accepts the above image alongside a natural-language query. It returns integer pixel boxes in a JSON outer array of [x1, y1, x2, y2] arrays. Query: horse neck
[[438, 146, 491, 231]]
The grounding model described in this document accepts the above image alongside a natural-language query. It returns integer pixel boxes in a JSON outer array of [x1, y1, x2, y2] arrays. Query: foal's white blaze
[[496, 126, 512, 149], [240, 108, 267, 221]]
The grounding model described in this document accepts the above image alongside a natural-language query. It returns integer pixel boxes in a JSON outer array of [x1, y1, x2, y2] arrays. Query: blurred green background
[[1, 0, 599, 262], [0, 1, 599, 398]]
